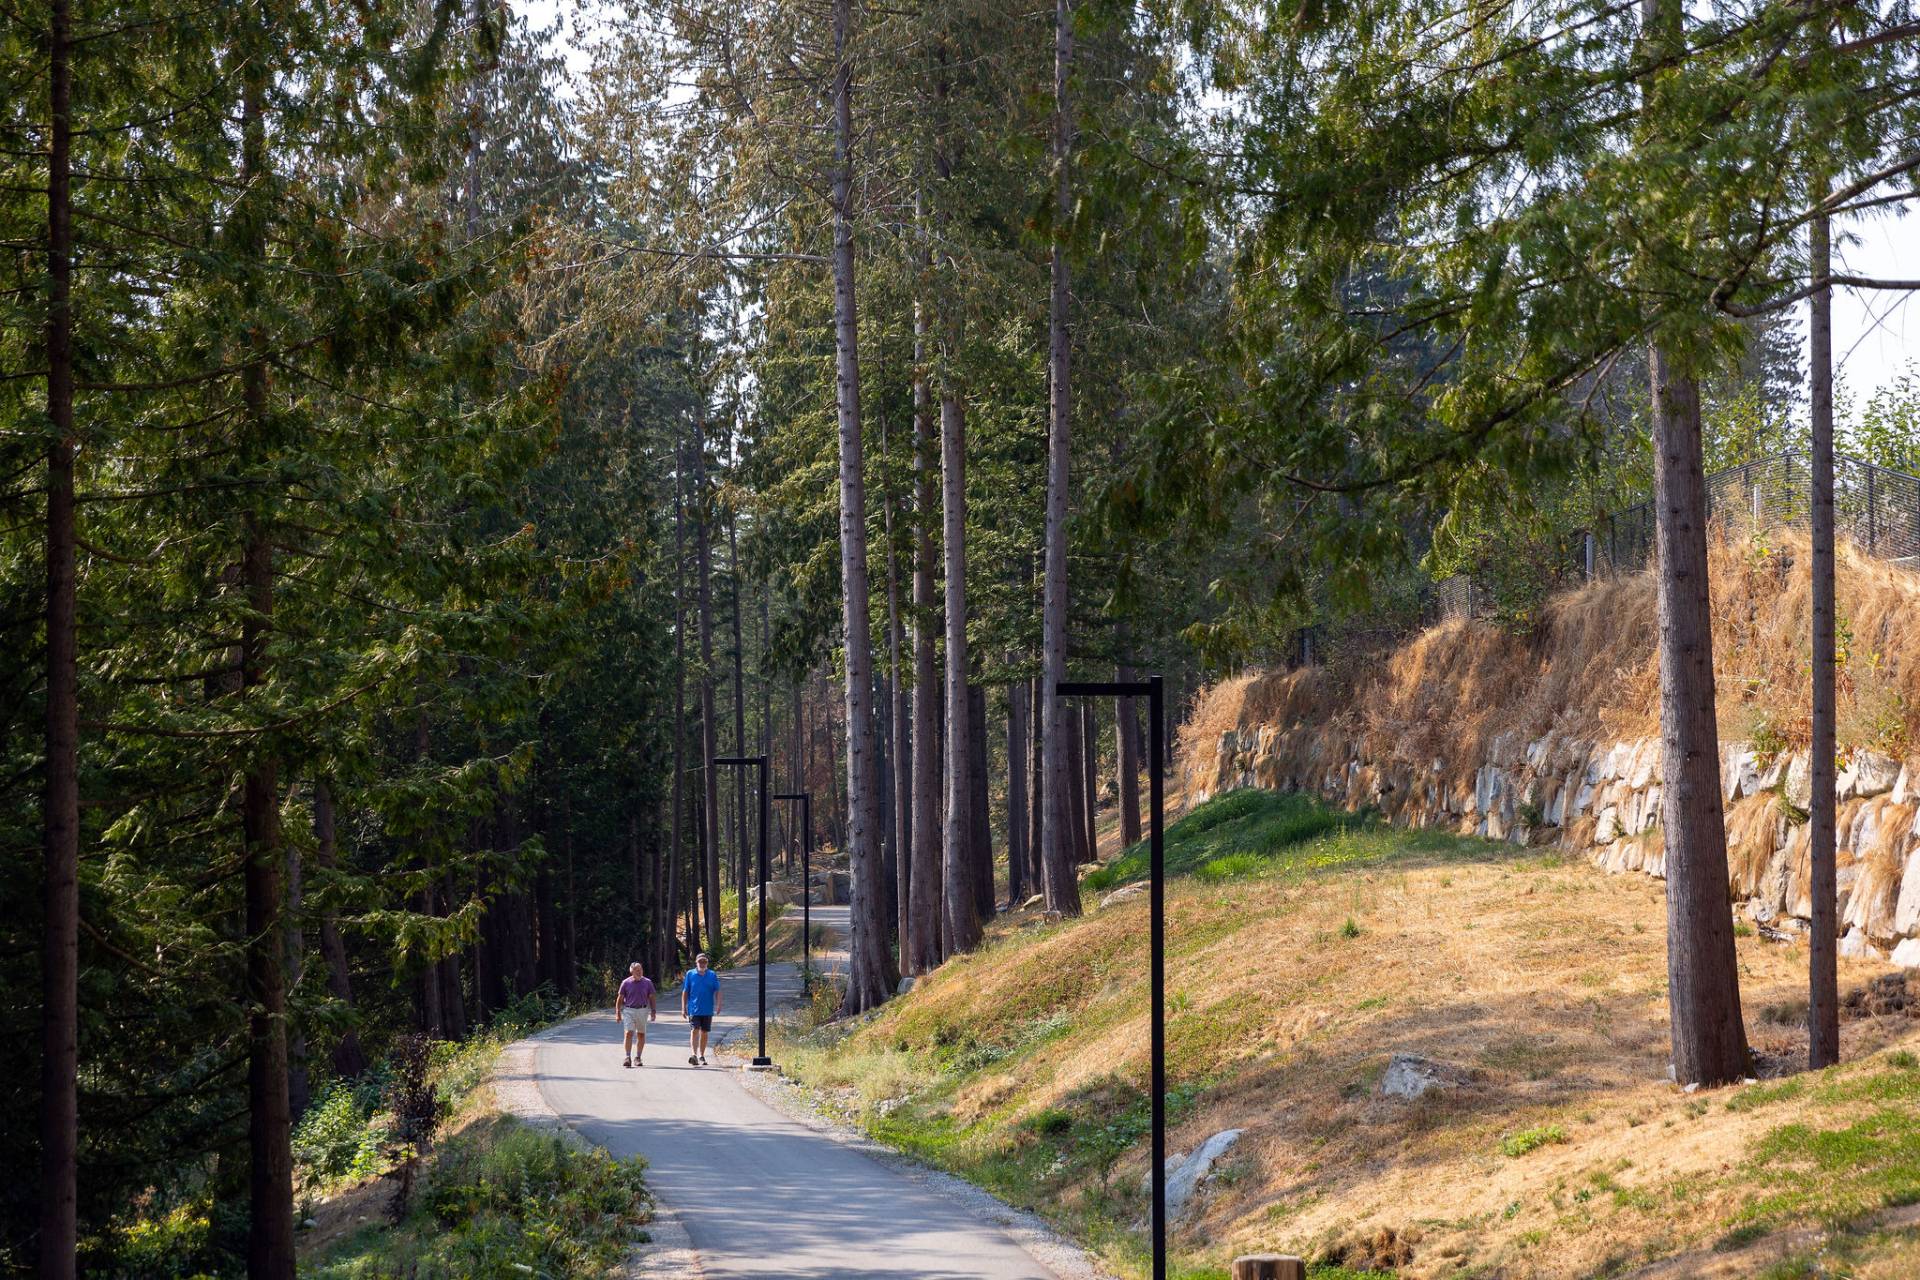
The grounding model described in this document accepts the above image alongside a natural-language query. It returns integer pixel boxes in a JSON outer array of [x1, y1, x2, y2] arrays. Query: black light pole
[[1057, 676, 1164, 1280], [774, 792, 813, 976], [713, 754, 774, 1069]]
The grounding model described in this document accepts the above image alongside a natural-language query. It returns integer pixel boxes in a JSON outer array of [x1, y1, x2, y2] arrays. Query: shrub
[[384, 1033, 441, 1220], [309, 1118, 651, 1280], [1501, 1124, 1568, 1157], [294, 1083, 387, 1190]]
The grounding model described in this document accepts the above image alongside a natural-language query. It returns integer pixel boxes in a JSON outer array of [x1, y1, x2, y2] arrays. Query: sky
[[1830, 214, 1917, 403]]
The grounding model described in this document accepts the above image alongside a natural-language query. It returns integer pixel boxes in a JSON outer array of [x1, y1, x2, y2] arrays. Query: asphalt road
[[535, 904, 1068, 1279]]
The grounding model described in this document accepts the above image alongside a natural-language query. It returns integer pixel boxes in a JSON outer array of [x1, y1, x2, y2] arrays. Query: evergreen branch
[[83, 678, 383, 739]]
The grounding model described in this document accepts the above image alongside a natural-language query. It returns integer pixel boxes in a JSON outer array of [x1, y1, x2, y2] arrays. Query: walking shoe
[[623, 1058, 632, 1068], [689, 1055, 699, 1065], [699, 1055, 708, 1065]]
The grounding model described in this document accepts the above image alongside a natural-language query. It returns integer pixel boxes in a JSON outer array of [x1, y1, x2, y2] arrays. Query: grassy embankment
[[773, 789, 1920, 1280], [290, 997, 653, 1279], [105, 994, 655, 1279]]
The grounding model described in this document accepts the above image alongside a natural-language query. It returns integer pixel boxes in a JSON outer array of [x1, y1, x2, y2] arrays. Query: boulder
[[1142, 1128, 1245, 1220], [1893, 937, 1920, 970], [896, 975, 917, 995], [1847, 751, 1903, 800], [1628, 740, 1658, 790], [1379, 1053, 1471, 1100], [746, 882, 795, 910], [1020, 893, 1046, 911], [1100, 881, 1150, 909], [1893, 849, 1920, 936], [1840, 928, 1887, 962], [1786, 754, 1813, 809], [810, 870, 851, 904], [1724, 747, 1761, 802]]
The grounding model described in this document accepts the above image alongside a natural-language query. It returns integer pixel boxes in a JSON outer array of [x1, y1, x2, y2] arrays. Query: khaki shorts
[[621, 1007, 650, 1032]]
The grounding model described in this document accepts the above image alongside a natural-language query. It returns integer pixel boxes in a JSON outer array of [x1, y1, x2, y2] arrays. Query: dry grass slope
[[1180, 528, 1920, 801], [781, 804, 1920, 1279]]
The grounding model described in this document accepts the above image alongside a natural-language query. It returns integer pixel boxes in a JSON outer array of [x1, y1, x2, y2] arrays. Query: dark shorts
[[688, 1014, 713, 1032]]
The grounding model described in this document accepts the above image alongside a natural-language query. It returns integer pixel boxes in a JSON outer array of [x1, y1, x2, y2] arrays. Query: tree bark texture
[[1649, 346, 1750, 1086], [941, 392, 983, 955], [1809, 204, 1839, 1069], [967, 685, 995, 920], [831, 0, 898, 1012], [729, 512, 749, 943], [1029, 674, 1045, 892], [884, 445, 913, 950], [1081, 703, 1098, 861], [695, 411, 723, 957], [1039, 0, 1082, 915], [1006, 679, 1030, 908], [1116, 660, 1142, 848], [907, 281, 944, 974]]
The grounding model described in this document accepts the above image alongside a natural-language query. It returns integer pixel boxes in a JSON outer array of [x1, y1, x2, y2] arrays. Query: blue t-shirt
[[683, 968, 721, 1017]]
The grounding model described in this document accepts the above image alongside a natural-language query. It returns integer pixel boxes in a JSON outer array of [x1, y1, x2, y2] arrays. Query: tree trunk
[[236, 45, 296, 1276], [418, 883, 447, 1034], [1075, 706, 1090, 867], [831, 0, 897, 1012], [1007, 678, 1030, 908], [672, 439, 690, 968], [535, 864, 557, 990], [884, 423, 913, 951], [1809, 202, 1839, 1069], [1029, 674, 1045, 891], [792, 681, 804, 872], [940, 390, 983, 954], [39, 4, 80, 1272], [312, 784, 367, 1078], [967, 685, 996, 920], [906, 254, 943, 974], [1116, 655, 1142, 848], [1650, 345, 1750, 1086], [561, 792, 577, 994], [664, 805, 682, 978], [1082, 703, 1099, 861], [1039, 0, 1082, 916], [695, 410, 724, 957], [285, 835, 309, 1120], [729, 511, 749, 944]]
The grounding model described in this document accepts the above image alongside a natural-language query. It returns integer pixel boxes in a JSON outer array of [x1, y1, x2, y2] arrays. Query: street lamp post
[[773, 792, 813, 976], [1057, 675, 1164, 1280], [713, 754, 774, 1069]]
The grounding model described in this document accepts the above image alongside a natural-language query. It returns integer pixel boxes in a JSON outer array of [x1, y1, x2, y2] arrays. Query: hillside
[[1172, 531, 1920, 965], [776, 791, 1920, 1279]]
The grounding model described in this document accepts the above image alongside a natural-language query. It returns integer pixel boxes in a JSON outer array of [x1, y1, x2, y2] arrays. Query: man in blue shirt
[[681, 952, 723, 1066]]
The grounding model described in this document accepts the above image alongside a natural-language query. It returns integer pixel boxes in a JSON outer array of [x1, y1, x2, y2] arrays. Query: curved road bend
[[535, 904, 1070, 1279]]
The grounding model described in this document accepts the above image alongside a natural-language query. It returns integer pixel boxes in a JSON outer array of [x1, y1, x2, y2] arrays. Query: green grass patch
[[1083, 791, 1360, 894], [305, 1115, 651, 1279], [1501, 1124, 1569, 1157]]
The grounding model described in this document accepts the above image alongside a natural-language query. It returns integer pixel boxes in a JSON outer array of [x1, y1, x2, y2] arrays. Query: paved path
[[534, 903, 1074, 1279]]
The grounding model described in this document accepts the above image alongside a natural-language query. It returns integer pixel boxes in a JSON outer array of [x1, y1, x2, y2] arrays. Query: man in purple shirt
[[614, 962, 657, 1068]]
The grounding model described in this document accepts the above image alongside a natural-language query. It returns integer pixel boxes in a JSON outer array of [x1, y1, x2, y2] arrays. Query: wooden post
[[1230, 1257, 1306, 1280]]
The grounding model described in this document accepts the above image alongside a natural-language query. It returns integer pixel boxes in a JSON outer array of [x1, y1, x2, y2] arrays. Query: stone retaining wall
[[1187, 723, 1920, 966]]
